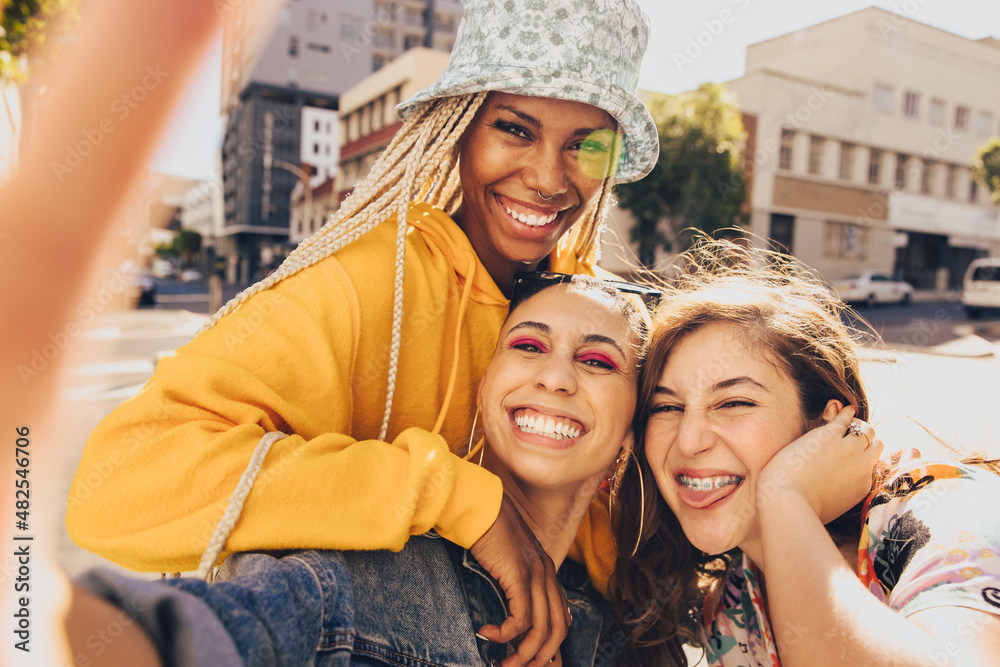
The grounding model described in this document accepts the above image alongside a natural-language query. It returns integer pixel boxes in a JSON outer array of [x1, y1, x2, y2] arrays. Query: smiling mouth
[[503, 204, 558, 228], [513, 409, 582, 439], [678, 474, 744, 491], [496, 195, 560, 228]]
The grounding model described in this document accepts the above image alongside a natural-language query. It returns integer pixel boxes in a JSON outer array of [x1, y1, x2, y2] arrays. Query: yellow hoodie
[[67, 203, 617, 593]]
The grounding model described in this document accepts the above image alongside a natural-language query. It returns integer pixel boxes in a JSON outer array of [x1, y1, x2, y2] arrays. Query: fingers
[[525, 569, 568, 667]]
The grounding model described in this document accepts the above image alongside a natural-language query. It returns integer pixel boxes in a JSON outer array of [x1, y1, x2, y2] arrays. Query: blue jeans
[[76, 534, 617, 666]]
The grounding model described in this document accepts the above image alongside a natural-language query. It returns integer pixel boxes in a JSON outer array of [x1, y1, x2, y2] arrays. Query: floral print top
[[698, 460, 1000, 667]]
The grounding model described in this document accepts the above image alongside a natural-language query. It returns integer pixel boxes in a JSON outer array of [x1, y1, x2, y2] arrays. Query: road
[[846, 298, 1000, 348], [48, 296, 1000, 580]]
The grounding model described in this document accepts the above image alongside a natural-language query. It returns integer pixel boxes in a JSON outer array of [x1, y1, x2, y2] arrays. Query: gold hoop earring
[[467, 408, 485, 467], [609, 448, 645, 559], [629, 449, 645, 559]]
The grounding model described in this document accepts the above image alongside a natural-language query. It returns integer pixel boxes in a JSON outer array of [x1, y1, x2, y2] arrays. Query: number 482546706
[[15, 426, 30, 530]]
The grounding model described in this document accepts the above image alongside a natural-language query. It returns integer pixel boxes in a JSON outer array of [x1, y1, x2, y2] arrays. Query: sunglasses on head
[[510, 271, 663, 311]]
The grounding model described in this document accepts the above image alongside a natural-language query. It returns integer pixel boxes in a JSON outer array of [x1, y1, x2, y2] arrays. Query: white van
[[962, 258, 1000, 318]]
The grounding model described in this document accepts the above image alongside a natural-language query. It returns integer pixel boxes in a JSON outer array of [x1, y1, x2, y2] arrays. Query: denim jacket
[[77, 533, 617, 667]]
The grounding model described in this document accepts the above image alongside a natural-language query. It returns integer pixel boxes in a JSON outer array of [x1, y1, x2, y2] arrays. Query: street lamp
[[273, 158, 313, 241]]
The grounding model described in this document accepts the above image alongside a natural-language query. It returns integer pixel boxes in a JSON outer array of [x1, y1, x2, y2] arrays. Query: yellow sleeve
[[567, 491, 618, 600], [65, 255, 503, 572]]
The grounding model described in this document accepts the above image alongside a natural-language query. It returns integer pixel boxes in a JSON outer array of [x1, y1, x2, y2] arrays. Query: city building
[[289, 46, 450, 245], [603, 7, 1000, 288], [370, 0, 463, 71], [729, 7, 1000, 289], [219, 0, 460, 283], [338, 47, 451, 198]]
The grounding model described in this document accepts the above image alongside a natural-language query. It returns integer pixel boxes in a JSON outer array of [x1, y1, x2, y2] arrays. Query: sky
[[150, 0, 1000, 181]]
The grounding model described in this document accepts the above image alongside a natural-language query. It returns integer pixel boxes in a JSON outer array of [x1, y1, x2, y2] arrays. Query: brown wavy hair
[[609, 237, 1000, 664]]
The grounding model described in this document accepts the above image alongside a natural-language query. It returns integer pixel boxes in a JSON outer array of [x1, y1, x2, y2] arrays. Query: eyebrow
[[495, 105, 615, 136], [506, 321, 627, 360], [654, 376, 769, 397]]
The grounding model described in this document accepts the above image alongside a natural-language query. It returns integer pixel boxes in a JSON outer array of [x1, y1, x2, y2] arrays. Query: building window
[[903, 91, 920, 118], [373, 55, 386, 72], [945, 164, 957, 198], [970, 178, 979, 203], [838, 142, 855, 181], [977, 112, 994, 136], [808, 135, 825, 175], [314, 120, 320, 131], [779, 129, 794, 170], [824, 221, 868, 260], [874, 84, 893, 112], [768, 213, 795, 254], [288, 36, 299, 57], [930, 98, 945, 124], [403, 34, 421, 50], [868, 148, 882, 185], [307, 43, 331, 53], [895, 153, 909, 190], [955, 105, 969, 130], [313, 143, 319, 154], [920, 159, 934, 195]]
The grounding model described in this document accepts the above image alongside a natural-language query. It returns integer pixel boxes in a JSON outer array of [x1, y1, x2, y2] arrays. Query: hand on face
[[756, 405, 883, 525], [643, 322, 881, 558]]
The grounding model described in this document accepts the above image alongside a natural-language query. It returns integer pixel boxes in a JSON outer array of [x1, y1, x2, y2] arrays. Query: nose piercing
[[537, 190, 555, 201]]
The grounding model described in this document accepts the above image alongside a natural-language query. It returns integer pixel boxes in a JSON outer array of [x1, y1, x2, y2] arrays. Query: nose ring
[[536, 190, 555, 201]]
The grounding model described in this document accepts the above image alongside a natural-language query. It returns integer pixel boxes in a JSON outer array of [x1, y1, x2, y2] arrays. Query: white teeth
[[504, 205, 557, 227], [513, 411, 581, 440], [678, 475, 743, 491]]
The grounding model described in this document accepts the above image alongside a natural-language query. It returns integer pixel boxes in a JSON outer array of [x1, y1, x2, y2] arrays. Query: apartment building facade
[[729, 7, 1000, 289], [219, 0, 459, 282]]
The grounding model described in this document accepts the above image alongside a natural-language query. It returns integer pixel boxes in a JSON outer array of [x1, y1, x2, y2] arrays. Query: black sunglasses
[[510, 271, 662, 310]]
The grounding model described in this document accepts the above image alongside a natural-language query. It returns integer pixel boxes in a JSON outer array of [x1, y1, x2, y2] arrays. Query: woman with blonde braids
[[67, 1, 658, 663]]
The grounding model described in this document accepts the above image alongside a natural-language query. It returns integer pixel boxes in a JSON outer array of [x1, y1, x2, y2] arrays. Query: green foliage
[[971, 138, 1000, 204], [155, 230, 203, 267], [617, 82, 748, 266], [1, 0, 78, 82]]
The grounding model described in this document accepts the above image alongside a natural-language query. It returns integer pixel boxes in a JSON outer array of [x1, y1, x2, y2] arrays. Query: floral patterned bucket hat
[[395, 0, 659, 184]]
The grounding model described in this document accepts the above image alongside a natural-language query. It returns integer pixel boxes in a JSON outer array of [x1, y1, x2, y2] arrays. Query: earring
[[466, 408, 485, 467], [629, 449, 645, 558], [611, 449, 645, 558]]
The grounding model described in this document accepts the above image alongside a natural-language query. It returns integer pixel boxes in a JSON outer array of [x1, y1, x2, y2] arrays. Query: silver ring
[[537, 189, 555, 200], [846, 420, 871, 446]]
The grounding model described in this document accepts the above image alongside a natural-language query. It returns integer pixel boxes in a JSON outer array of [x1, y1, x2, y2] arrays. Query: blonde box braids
[[194, 92, 616, 577], [196, 91, 615, 438]]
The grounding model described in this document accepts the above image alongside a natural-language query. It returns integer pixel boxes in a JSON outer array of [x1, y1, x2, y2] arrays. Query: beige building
[[338, 47, 451, 199], [603, 7, 1000, 287], [731, 7, 1000, 289], [371, 0, 463, 71]]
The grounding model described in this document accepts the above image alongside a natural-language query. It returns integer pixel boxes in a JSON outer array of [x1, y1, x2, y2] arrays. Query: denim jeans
[[76, 533, 616, 666]]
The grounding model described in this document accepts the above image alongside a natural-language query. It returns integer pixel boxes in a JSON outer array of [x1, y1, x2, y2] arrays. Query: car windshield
[[972, 266, 1000, 282]]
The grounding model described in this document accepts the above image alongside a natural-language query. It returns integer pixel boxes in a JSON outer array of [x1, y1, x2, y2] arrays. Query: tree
[[173, 229, 202, 268], [616, 82, 748, 266], [971, 138, 1000, 204], [1, 0, 78, 82]]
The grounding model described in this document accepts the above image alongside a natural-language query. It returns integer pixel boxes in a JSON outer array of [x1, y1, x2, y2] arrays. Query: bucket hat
[[396, 0, 659, 184]]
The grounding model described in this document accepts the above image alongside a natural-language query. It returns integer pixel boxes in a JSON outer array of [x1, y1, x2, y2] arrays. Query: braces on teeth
[[679, 475, 743, 491], [504, 205, 558, 227]]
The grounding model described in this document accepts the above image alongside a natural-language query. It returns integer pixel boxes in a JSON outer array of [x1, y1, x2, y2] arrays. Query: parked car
[[961, 258, 1000, 319], [179, 268, 203, 282], [121, 261, 156, 307], [831, 271, 914, 307]]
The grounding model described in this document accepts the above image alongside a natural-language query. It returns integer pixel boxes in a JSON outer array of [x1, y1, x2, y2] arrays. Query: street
[[51, 299, 1000, 579]]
